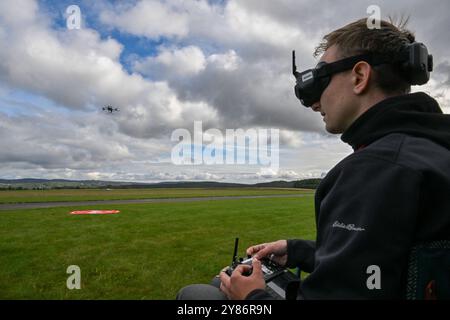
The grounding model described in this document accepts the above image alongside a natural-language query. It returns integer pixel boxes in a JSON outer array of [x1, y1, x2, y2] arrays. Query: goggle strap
[[316, 52, 408, 78]]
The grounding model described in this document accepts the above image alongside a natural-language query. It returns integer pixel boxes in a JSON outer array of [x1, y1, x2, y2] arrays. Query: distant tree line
[[293, 178, 322, 189], [0, 178, 323, 190]]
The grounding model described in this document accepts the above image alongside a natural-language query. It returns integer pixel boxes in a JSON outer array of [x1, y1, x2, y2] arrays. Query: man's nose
[[311, 102, 321, 112]]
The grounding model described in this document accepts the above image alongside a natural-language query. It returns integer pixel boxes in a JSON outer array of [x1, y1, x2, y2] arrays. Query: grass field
[[0, 192, 316, 299], [0, 188, 313, 204]]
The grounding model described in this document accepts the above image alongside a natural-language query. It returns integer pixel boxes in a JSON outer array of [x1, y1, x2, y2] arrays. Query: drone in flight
[[102, 105, 119, 113]]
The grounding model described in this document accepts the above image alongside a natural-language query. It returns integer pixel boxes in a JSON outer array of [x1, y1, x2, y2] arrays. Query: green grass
[[0, 188, 313, 204], [0, 195, 316, 299]]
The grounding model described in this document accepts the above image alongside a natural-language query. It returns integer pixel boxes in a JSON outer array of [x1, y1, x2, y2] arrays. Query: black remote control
[[223, 238, 300, 299]]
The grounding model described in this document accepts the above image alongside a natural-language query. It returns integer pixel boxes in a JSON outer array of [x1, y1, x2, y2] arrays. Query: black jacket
[[248, 92, 450, 299]]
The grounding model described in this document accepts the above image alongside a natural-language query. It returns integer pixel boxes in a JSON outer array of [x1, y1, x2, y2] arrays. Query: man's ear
[[351, 61, 372, 95]]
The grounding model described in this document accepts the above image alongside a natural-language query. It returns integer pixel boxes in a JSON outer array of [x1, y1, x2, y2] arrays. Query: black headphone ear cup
[[401, 42, 432, 85]]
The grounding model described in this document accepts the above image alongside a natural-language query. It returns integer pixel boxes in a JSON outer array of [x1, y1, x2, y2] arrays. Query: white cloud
[[0, 0, 220, 141], [206, 50, 241, 71], [0, 0, 39, 28], [0, 0, 449, 183], [99, 0, 189, 39], [224, 1, 305, 49], [134, 45, 207, 78], [0, 109, 132, 169]]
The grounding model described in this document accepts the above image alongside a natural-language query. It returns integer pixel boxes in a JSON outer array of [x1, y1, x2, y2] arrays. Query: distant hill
[[0, 178, 322, 190], [253, 180, 296, 188], [293, 178, 323, 189]]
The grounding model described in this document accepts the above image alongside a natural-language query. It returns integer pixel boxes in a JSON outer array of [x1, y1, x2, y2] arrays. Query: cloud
[[133, 45, 207, 78], [0, 0, 220, 141], [0, 1, 124, 110], [435, 61, 450, 86], [0, 0, 449, 183], [99, 0, 189, 39], [0, 109, 132, 170], [0, 0, 39, 28]]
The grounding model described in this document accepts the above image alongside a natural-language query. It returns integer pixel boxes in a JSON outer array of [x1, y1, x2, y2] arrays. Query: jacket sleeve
[[245, 240, 316, 300], [300, 155, 421, 299], [286, 239, 316, 272], [245, 289, 274, 300]]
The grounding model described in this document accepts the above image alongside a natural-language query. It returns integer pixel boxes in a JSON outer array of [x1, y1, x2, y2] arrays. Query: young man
[[178, 18, 450, 300]]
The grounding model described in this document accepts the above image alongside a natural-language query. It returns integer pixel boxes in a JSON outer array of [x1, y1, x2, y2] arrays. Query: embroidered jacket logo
[[332, 221, 366, 232]]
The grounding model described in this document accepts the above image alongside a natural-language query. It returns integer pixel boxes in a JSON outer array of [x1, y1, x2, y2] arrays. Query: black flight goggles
[[292, 42, 433, 108]]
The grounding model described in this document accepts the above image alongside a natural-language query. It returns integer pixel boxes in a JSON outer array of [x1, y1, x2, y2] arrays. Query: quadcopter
[[102, 105, 119, 113]]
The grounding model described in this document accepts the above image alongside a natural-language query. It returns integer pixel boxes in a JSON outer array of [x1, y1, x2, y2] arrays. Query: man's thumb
[[251, 258, 263, 277], [253, 248, 268, 260]]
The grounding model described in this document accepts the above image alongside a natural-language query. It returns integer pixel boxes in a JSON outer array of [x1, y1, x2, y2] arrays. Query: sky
[[0, 0, 449, 184]]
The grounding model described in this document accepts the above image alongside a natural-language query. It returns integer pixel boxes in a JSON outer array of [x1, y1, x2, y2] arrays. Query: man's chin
[[325, 125, 343, 134]]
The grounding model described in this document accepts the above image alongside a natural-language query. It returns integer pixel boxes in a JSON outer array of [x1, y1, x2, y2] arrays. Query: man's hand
[[246, 240, 288, 266], [219, 259, 265, 300]]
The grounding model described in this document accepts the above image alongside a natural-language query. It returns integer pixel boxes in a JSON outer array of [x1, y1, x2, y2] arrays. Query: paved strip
[[0, 194, 314, 211]]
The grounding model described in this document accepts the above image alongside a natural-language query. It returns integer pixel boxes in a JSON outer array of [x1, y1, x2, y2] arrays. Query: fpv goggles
[[292, 42, 433, 107]]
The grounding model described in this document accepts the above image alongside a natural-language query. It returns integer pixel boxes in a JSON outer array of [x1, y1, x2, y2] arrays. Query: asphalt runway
[[0, 193, 313, 211]]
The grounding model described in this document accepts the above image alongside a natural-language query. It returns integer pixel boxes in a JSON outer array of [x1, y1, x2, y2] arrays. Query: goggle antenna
[[292, 50, 297, 75]]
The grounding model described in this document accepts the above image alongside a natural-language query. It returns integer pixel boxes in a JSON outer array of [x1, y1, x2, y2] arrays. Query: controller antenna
[[232, 237, 239, 265], [292, 50, 297, 75]]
